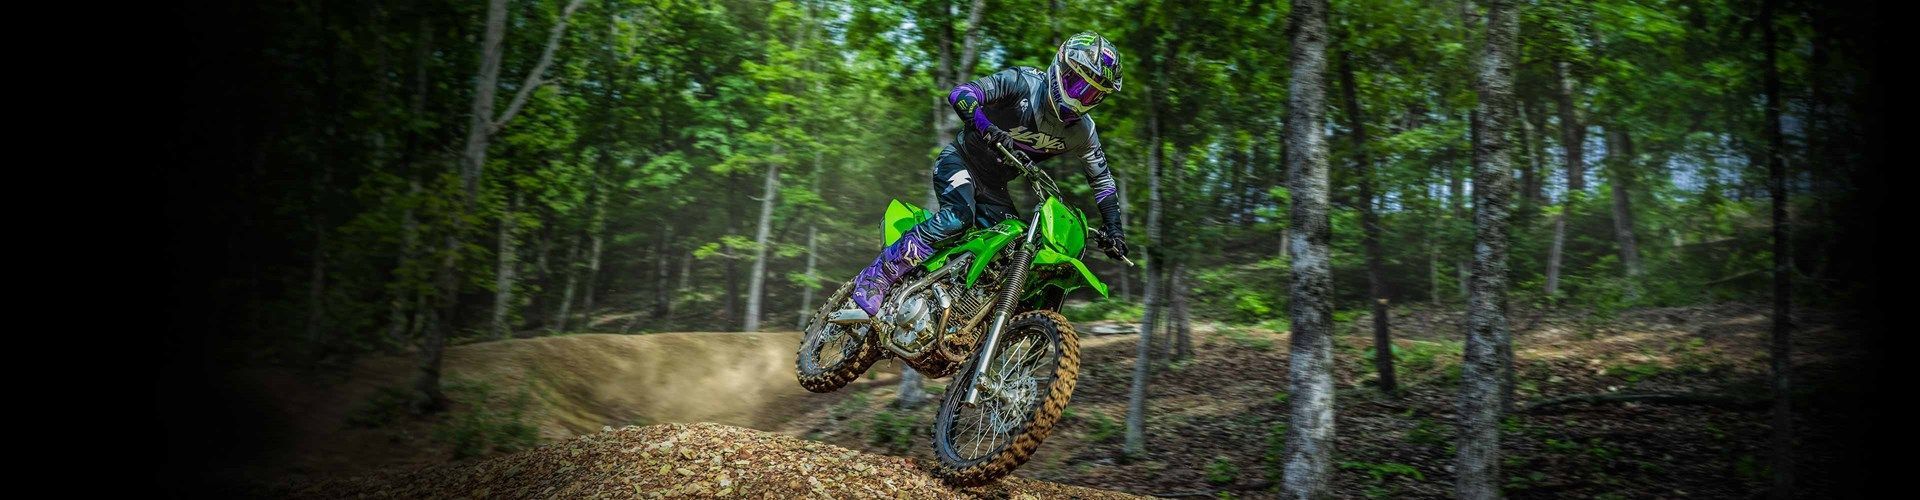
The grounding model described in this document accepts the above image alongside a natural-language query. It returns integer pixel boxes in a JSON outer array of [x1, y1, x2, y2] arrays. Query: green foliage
[[1376, 340, 1465, 385], [1063, 299, 1145, 323], [1263, 422, 1289, 483], [1734, 454, 1768, 482], [867, 410, 916, 452], [205, 0, 1870, 430], [1233, 293, 1276, 322], [829, 392, 870, 421], [1082, 411, 1121, 444], [1205, 456, 1239, 485], [1506, 469, 1550, 491], [1405, 417, 1449, 447], [1332, 309, 1366, 325], [1608, 360, 1667, 383], [344, 385, 416, 429], [1219, 327, 1275, 352], [1340, 460, 1426, 483], [432, 378, 540, 460]]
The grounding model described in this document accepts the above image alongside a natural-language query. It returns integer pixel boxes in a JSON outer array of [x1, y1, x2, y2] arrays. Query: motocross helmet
[[1047, 31, 1122, 121]]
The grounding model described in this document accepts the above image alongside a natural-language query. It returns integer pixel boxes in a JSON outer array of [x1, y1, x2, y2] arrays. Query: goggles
[[1058, 64, 1110, 108]]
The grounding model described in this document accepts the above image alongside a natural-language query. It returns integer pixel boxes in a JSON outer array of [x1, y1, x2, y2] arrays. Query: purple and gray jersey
[[947, 67, 1124, 228]]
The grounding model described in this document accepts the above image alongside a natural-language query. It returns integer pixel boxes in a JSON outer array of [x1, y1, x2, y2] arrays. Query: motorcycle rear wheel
[[796, 279, 882, 393]]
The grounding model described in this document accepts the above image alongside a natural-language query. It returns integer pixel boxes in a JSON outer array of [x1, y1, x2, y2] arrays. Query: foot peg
[[828, 308, 873, 325]]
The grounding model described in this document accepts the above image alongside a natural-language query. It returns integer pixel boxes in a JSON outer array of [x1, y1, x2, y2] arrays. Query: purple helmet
[[1047, 31, 1122, 121]]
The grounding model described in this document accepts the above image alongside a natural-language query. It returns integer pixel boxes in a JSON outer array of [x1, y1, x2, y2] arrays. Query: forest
[[164, 0, 1885, 497]]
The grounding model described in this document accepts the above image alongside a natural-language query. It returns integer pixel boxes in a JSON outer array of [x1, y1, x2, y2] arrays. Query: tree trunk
[[1541, 57, 1586, 304], [1172, 263, 1192, 360], [1429, 241, 1442, 306], [799, 222, 818, 329], [419, 0, 512, 413], [928, 0, 988, 144], [1761, 0, 1793, 496], [933, 3, 954, 142], [1605, 127, 1643, 278], [1151, 261, 1173, 359], [579, 184, 607, 328], [1522, 98, 1549, 204], [305, 166, 331, 352], [1517, 101, 1541, 206], [490, 191, 522, 338], [1457, 1, 1518, 497], [1554, 61, 1586, 192], [1449, 154, 1470, 301], [744, 159, 780, 332], [896, 366, 928, 409], [790, 159, 816, 318], [384, 17, 434, 351], [1544, 213, 1567, 298], [1337, 45, 1396, 397], [1117, 176, 1132, 301], [678, 249, 693, 294], [420, 0, 584, 412], [725, 174, 743, 327], [551, 232, 583, 333], [1122, 80, 1165, 460], [655, 225, 673, 319], [387, 180, 423, 350], [1049, 0, 1063, 46], [1281, 1, 1335, 496]]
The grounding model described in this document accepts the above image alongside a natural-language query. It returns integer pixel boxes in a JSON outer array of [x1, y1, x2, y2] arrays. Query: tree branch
[[956, 0, 988, 81], [492, 0, 589, 133]]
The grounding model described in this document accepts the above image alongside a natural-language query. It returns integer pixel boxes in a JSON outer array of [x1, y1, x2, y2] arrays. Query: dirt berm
[[280, 422, 1140, 499], [250, 332, 893, 477]]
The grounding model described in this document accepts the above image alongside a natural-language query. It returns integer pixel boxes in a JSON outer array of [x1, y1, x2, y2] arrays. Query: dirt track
[[251, 332, 899, 479], [280, 422, 1141, 499]]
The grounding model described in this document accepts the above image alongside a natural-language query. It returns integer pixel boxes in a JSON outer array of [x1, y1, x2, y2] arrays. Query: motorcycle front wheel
[[929, 310, 1080, 486]]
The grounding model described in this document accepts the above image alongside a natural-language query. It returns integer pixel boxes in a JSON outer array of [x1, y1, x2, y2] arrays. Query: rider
[[851, 31, 1131, 316]]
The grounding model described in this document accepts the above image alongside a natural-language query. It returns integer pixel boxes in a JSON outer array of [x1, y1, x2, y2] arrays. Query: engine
[[879, 255, 997, 360]]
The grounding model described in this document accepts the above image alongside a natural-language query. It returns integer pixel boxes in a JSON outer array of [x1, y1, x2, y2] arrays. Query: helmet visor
[[1058, 64, 1109, 108]]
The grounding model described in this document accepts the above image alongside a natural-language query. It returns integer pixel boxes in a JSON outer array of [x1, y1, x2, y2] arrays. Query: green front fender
[[1032, 247, 1110, 298]]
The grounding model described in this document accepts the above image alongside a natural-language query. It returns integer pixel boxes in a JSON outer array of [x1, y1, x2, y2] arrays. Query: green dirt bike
[[795, 143, 1128, 486]]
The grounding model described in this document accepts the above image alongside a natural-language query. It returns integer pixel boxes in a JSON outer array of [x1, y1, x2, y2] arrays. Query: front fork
[[964, 209, 1044, 406]]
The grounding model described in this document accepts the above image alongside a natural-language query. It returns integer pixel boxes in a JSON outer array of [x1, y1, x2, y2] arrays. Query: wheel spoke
[[938, 315, 1069, 468]]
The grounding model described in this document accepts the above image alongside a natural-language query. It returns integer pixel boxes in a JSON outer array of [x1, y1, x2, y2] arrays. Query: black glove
[[1096, 224, 1130, 261], [982, 126, 1029, 165]]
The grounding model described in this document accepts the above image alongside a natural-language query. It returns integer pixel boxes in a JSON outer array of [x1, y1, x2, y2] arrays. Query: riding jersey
[[947, 67, 1124, 228]]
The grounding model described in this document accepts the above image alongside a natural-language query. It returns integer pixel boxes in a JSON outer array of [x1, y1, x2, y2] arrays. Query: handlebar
[[1091, 227, 1136, 267]]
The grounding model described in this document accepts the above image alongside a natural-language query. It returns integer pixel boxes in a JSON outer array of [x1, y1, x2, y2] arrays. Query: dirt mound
[[249, 332, 893, 479], [280, 422, 1140, 499]]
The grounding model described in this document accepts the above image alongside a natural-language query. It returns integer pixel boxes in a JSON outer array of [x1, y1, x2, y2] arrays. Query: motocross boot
[[851, 232, 933, 315]]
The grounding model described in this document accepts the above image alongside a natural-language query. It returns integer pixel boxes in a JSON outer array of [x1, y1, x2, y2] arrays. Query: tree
[[1760, 0, 1793, 496], [1456, 0, 1519, 496], [1335, 29, 1396, 397], [1121, 68, 1165, 460], [1280, 0, 1336, 496], [1542, 59, 1583, 300], [1604, 126, 1643, 280], [418, 0, 586, 412]]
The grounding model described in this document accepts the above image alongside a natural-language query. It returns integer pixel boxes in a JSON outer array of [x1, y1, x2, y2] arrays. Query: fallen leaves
[[281, 422, 1140, 499]]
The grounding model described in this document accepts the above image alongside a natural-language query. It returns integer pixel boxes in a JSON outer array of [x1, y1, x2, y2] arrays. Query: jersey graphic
[[1007, 126, 1065, 152]]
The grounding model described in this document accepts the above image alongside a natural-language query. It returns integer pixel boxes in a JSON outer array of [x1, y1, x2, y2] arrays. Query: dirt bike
[[795, 143, 1129, 486]]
